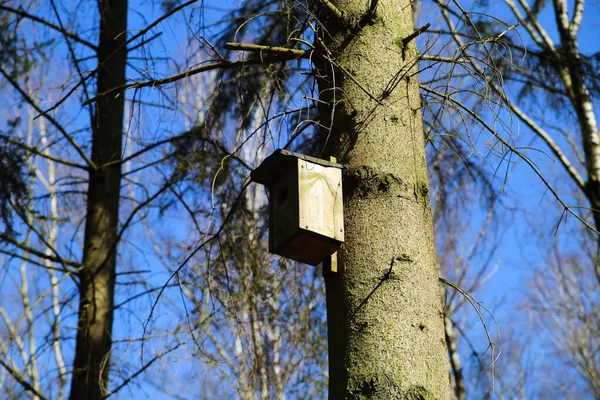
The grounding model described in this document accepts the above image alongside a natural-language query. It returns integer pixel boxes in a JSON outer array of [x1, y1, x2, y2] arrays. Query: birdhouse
[[251, 149, 344, 266]]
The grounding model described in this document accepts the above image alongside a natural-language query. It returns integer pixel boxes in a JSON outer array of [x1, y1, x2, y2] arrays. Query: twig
[[421, 84, 596, 234], [102, 344, 181, 399], [127, 32, 163, 53], [224, 41, 380, 102], [0, 358, 48, 400], [37, 0, 200, 118], [317, 0, 343, 19], [0, 232, 80, 269], [0, 133, 87, 170], [0, 66, 96, 168], [225, 42, 308, 57], [420, 55, 467, 63], [83, 55, 298, 106], [0, 5, 97, 50], [402, 23, 431, 46], [141, 180, 252, 363], [49, 0, 93, 108], [439, 276, 500, 392]]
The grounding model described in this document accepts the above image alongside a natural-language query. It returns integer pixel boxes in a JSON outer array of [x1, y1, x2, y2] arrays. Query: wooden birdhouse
[[251, 149, 344, 267]]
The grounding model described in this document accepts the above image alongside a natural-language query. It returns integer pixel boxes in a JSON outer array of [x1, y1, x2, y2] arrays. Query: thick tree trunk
[[317, 1, 451, 398], [69, 1, 127, 399]]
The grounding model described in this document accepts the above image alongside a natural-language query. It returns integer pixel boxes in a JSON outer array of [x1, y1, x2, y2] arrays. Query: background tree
[[421, 0, 600, 397]]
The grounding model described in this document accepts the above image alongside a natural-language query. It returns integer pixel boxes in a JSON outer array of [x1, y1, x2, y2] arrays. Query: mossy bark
[[69, 1, 127, 399], [316, 1, 451, 398]]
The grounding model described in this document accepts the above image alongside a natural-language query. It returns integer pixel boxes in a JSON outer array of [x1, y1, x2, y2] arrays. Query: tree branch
[[82, 55, 302, 106], [0, 357, 48, 400], [0, 66, 96, 169], [316, 0, 343, 19], [102, 344, 181, 399], [0, 5, 97, 50], [225, 42, 308, 57], [570, 0, 585, 35], [37, 0, 200, 120], [0, 232, 80, 270], [0, 133, 88, 170], [422, 84, 596, 234]]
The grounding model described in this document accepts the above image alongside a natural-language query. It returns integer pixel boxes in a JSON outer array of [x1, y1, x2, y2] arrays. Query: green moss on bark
[[344, 166, 410, 199], [405, 385, 437, 400]]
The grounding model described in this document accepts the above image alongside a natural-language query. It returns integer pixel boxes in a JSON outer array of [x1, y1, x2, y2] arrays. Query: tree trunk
[[316, 1, 451, 398], [551, 0, 600, 285], [69, 1, 127, 399], [445, 314, 465, 400]]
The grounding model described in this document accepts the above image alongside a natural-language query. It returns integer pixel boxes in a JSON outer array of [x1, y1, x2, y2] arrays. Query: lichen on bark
[[316, 1, 452, 399]]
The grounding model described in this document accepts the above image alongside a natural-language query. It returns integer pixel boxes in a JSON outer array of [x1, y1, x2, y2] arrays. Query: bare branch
[[505, 100, 586, 190], [102, 344, 181, 399], [421, 84, 596, 234], [0, 133, 88, 170], [0, 232, 80, 270], [316, 0, 343, 19], [225, 42, 309, 57], [82, 55, 302, 106], [0, 66, 96, 169], [0, 4, 97, 50], [36, 0, 200, 119], [0, 357, 48, 400], [570, 0, 585, 35]]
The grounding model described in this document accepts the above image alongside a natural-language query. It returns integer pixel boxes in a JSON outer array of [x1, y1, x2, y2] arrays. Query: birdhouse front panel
[[297, 159, 344, 243]]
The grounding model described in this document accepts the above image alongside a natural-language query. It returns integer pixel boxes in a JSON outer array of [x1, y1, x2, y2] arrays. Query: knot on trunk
[[405, 385, 437, 400], [343, 165, 410, 199]]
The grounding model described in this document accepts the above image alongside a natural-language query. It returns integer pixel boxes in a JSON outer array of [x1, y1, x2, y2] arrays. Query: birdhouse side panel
[[269, 167, 300, 254], [297, 159, 344, 242]]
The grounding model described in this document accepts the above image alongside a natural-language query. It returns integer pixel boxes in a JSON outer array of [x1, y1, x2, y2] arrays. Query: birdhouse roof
[[251, 149, 343, 186]]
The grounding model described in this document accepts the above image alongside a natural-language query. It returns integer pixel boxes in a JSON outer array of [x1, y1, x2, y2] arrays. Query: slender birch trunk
[[552, 0, 600, 284]]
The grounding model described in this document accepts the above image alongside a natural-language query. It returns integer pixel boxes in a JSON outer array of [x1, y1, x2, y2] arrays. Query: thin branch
[[0, 66, 96, 169], [504, 99, 586, 190], [0, 4, 97, 50], [37, 0, 199, 118], [82, 55, 301, 106], [421, 84, 596, 234], [102, 344, 181, 399], [439, 276, 499, 393], [0, 232, 80, 269], [0, 248, 71, 271], [0, 357, 48, 400], [127, 32, 163, 53], [402, 23, 431, 46], [141, 180, 252, 362], [49, 0, 93, 107], [225, 42, 308, 57], [120, 129, 251, 170], [316, 0, 343, 19], [0, 133, 88, 170], [420, 55, 468, 63]]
